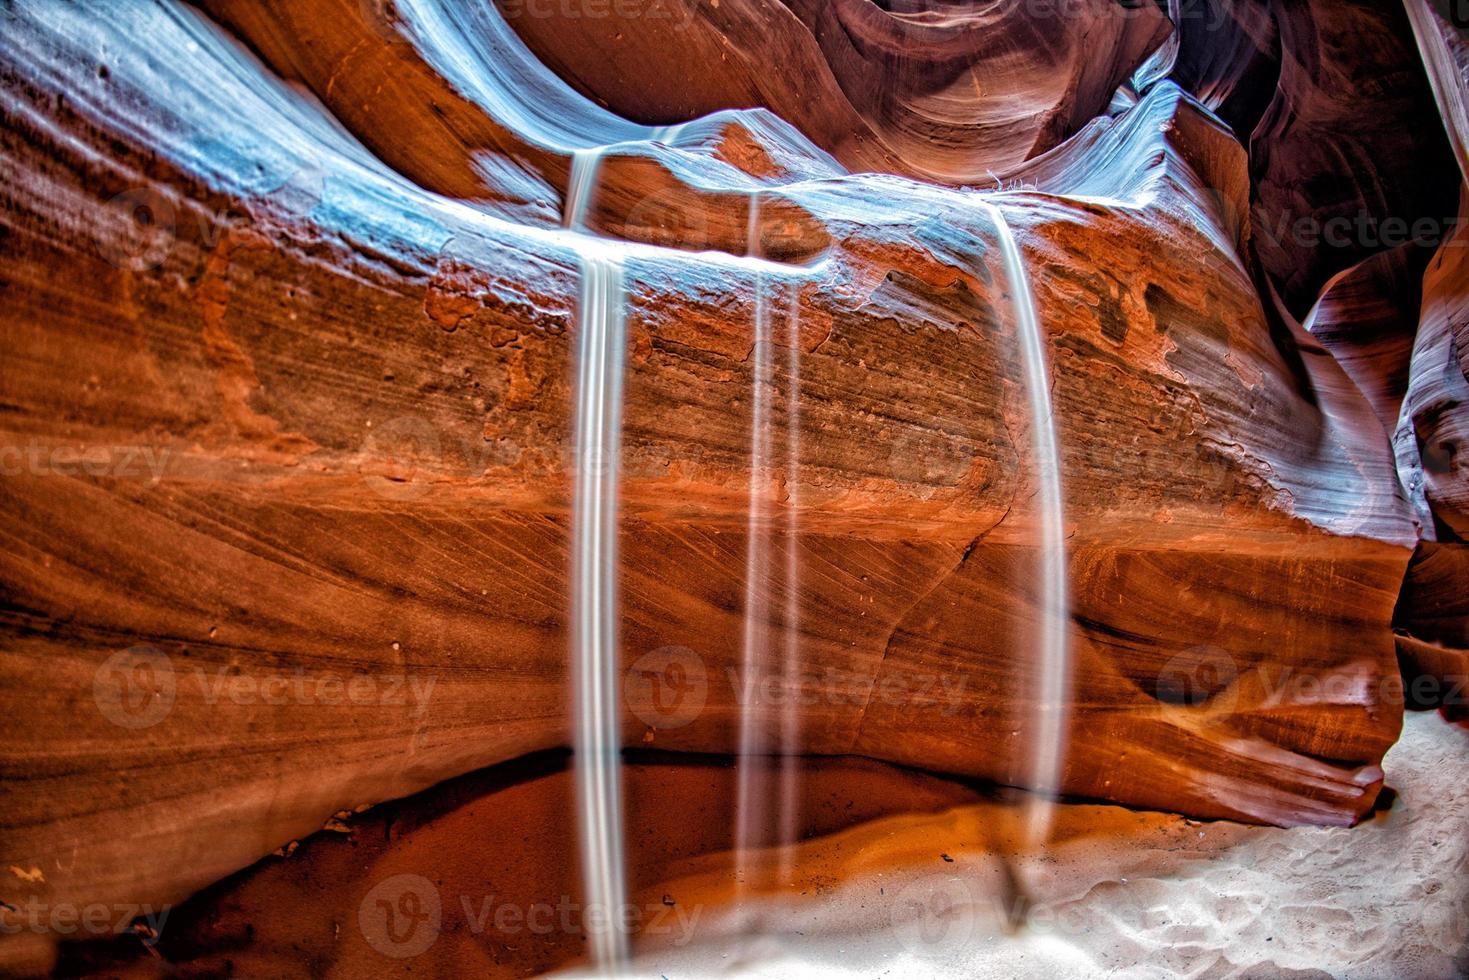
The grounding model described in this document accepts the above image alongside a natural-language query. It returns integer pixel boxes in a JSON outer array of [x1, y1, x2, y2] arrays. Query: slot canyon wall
[[1, 0, 1467, 970]]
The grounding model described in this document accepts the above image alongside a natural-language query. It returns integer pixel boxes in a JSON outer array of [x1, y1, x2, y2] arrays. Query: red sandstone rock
[[0, 0, 1463, 970], [479, 0, 1170, 181], [1307, 245, 1426, 440], [1167, 0, 1460, 319], [1381, 2, 1469, 714]]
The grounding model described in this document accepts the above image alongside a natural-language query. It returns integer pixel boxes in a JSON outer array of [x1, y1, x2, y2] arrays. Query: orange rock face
[[0, 0, 1465, 971]]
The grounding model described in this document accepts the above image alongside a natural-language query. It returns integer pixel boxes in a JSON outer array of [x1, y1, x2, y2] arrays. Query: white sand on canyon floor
[[595, 711, 1469, 979]]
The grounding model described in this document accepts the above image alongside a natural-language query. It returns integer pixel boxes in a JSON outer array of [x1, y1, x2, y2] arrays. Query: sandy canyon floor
[[49, 712, 1469, 979]]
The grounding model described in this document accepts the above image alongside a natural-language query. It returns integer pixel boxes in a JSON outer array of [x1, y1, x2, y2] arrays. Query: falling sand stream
[[562, 156, 1069, 972], [566, 146, 631, 968], [975, 197, 1073, 853], [734, 193, 775, 893], [732, 193, 806, 909]]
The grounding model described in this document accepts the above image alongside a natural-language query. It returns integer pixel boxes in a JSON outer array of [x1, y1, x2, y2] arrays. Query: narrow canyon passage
[[1, 0, 1467, 977]]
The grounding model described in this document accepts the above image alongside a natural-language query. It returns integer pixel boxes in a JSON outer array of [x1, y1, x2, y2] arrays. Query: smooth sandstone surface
[[0, 0, 1466, 971]]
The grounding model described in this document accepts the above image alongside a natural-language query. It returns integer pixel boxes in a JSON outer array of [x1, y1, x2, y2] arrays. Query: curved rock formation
[[0, 0, 1464, 972], [490, 0, 1171, 181], [1383, 1, 1469, 720], [1168, 0, 1279, 140], [1306, 245, 1426, 440], [1165, 0, 1460, 319]]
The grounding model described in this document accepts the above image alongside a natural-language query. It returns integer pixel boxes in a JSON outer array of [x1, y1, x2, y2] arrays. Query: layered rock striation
[[0, 0, 1465, 969]]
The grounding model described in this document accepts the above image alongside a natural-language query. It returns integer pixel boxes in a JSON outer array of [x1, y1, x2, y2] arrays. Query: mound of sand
[[628, 711, 1469, 979]]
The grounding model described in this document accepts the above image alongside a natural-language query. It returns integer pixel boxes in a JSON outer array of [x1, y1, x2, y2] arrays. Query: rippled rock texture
[[1, 0, 1466, 972]]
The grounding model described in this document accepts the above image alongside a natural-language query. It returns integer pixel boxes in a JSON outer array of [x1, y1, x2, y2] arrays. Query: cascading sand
[[567, 147, 631, 968], [974, 197, 1073, 853]]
